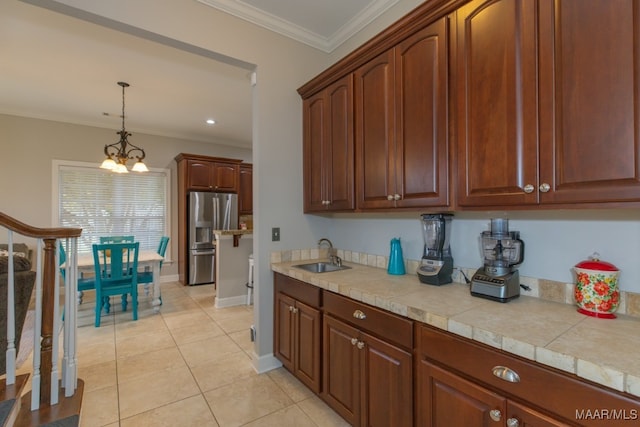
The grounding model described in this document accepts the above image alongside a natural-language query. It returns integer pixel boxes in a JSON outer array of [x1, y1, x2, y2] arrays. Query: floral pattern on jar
[[574, 268, 620, 319]]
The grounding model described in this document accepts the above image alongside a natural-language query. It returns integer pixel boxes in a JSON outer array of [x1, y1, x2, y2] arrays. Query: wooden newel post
[[40, 238, 56, 405]]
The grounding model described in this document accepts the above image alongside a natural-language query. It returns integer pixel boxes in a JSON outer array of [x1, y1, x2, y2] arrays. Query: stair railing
[[0, 212, 82, 410]]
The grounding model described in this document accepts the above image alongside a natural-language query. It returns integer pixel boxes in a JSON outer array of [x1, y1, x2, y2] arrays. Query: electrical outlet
[[272, 227, 280, 241]]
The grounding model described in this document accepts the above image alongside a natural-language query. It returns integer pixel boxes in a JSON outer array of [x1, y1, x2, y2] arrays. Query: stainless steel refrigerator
[[188, 191, 238, 285]]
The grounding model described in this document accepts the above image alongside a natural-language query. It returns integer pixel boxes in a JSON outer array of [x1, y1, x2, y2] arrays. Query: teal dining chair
[[99, 235, 135, 244], [99, 236, 135, 305], [138, 236, 169, 300], [92, 242, 139, 327]]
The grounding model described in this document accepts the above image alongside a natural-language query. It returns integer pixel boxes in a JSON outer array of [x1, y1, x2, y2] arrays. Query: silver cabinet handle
[[351, 337, 358, 345], [489, 409, 502, 422], [539, 183, 551, 193], [387, 195, 394, 200], [394, 194, 401, 200], [492, 366, 520, 383], [523, 184, 534, 193], [292, 307, 298, 314], [356, 341, 365, 349], [353, 310, 367, 320], [506, 418, 520, 427], [289, 306, 294, 312]]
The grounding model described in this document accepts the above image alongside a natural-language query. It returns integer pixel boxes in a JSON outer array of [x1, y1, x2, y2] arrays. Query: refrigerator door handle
[[222, 195, 232, 230], [212, 196, 220, 230], [192, 250, 215, 256]]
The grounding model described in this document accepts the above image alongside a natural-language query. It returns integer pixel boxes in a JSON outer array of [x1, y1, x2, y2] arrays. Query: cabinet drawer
[[418, 325, 640, 426], [274, 273, 321, 308], [324, 291, 413, 350]]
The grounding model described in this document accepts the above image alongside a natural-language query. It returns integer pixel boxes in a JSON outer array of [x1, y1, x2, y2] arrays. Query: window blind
[[58, 165, 168, 254]]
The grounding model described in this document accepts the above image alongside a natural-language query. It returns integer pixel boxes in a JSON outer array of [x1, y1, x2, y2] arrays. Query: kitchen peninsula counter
[[271, 259, 640, 399], [214, 230, 252, 308]]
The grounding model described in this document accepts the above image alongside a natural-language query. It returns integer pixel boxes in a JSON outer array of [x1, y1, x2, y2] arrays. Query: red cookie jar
[[574, 254, 620, 319]]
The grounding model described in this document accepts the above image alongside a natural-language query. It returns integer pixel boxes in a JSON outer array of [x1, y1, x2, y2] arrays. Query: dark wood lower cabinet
[[322, 314, 413, 427], [274, 274, 322, 393], [417, 324, 640, 427], [419, 361, 565, 427], [418, 361, 505, 427], [363, 332, 413, 427], [274, 274, 640, 427], [322, 315, 361, 424]]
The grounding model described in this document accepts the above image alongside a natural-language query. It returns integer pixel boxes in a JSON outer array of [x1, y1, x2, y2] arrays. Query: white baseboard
[[215, 294, 248, 308], [160, 274, 179, 283], [251, 352, 282, 374]]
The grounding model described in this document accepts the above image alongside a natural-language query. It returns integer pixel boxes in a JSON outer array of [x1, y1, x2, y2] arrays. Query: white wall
[[317, 210, 640, 293]]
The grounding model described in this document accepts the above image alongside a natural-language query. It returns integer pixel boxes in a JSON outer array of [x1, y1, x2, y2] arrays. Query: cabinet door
[[303, 92, 327, 211], [395, 17, 450, 208], [538, 0, 640, 204], [187, 159, 214, 191], [212, 162, 239, 192], [325, 75, 355, 211], [274, 292, 295, 371], [238, 164, 252, 214], [294, 300, 321, 393], [303, 75, 353, 213], [418, 360, 506, 427], [355, 49, 396, 209], [456, 0, 539, 207], [362, 332, 413, 427], [507, 401, 568, 427], [323, 315, 361, 426]]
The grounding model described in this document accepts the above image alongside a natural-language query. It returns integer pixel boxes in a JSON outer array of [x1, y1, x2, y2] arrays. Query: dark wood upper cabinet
[[455, 0, 539, 207], [301, 0, 640, 213], [457, 0, 640, 207], [395, 18, 450, 208], [303, 74, 354, 212], [356, 18, 450, 209], [538, 0, 640, 204], [180, 155, 241, 193], [238, 163, 253, 214], [355, 49, 396, 209]]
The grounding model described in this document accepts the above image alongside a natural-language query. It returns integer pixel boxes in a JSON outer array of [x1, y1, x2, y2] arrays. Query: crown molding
[[197, 0, 399, 53]]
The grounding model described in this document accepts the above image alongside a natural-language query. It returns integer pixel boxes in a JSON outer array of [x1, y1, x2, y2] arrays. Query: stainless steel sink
[[293, 262, 351, 273]]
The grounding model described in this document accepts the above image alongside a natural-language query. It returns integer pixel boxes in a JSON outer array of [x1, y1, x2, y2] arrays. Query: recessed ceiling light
[[206, 119, 216, 125]]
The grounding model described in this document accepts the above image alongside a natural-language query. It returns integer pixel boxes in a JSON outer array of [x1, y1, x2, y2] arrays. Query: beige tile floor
[[68, 281, 349, 427]]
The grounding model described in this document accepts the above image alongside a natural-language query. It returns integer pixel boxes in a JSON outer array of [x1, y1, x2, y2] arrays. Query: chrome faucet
[[318, 238, 341, 266]]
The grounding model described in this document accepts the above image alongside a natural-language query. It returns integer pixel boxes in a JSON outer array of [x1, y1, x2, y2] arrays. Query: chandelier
[[100, 82, 148, 173]]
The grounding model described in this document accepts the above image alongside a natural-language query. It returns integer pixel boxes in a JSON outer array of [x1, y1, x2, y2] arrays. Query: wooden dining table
[[73, 250, 165, 313]]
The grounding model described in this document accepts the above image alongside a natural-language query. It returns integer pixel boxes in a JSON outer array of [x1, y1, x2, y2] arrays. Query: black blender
[[470, 218, 524, 302], [417, 213, 454, 285]]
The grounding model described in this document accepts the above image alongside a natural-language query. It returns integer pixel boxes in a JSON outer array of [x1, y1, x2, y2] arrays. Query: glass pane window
[[57, 163, 169, 255]]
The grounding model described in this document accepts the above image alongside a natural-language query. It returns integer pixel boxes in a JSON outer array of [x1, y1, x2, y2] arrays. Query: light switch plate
[[272, 227, 280, 241]]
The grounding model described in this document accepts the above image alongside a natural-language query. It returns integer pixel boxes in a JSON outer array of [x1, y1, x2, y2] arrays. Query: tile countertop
[[271, 259, 640, 399]]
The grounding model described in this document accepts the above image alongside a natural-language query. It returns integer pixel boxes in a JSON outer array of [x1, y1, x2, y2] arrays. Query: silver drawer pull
[[351, 337, 358, 345], [492, 366, 520, 383], [489, 409, 502, 422], [353, 309, 367, 320]]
